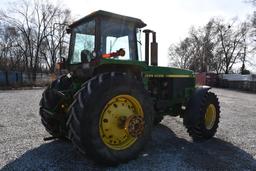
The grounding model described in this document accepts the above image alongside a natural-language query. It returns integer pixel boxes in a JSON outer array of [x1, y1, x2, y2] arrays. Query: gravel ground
[[0, 88, 255, 170]]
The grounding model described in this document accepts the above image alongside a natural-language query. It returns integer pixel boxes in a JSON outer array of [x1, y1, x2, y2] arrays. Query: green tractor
[[39, 10, 220, 165]]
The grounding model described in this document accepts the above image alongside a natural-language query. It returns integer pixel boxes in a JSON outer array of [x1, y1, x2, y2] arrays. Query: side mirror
[[66, 27, 71, 34], [56, 57, 66, 70]]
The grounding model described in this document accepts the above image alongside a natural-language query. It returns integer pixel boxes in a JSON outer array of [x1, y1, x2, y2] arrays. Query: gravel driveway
[[0, 88, 255, 170]]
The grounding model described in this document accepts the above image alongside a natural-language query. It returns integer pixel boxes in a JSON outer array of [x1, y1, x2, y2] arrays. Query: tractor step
[[43, 136, 59, 141], [52, 89, 66, 98]]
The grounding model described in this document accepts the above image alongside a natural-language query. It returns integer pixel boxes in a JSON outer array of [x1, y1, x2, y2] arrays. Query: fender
[[184, 86, 211, 127]]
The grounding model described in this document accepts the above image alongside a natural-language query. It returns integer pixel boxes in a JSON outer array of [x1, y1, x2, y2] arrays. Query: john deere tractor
[[39, 10, 220, 165]]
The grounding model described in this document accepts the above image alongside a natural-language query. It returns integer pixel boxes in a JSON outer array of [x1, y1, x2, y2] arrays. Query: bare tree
[[168, 17, 250, 74], [40, 9, 71, 72], [214, 19, 248, 74], [0, 24, 24, 70], [169, 20, 218, 72], [168, 38, 196, 69], [0, 0, 71, 80]]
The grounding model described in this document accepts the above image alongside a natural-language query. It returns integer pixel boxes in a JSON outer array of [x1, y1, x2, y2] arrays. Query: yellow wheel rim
[[99, 95, 144, 150], [204, 104, 217, 130]]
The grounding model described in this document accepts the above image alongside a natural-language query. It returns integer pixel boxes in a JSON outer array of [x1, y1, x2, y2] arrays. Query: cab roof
[[69, 10, 147, 29]]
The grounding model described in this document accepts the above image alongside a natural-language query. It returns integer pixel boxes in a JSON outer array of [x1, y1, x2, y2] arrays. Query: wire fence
[[0, 70, 51, 87], [2, 70, 256, 92]]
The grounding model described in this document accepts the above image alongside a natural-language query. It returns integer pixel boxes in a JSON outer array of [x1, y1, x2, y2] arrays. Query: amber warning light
[[102, 48, 125, 59]]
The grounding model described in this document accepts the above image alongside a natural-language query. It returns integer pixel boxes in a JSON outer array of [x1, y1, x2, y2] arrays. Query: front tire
[[67, 72, 154, 165], [39, 75, 72, 137], [40, 83, 62, 136], [183, 91, 220, 141]]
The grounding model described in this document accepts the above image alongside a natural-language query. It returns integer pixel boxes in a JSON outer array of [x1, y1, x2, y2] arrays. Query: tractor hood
[[144, 66, 194, 78]]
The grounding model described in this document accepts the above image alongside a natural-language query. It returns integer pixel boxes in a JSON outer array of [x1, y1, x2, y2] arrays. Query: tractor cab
[[66, 10, 148, 67]]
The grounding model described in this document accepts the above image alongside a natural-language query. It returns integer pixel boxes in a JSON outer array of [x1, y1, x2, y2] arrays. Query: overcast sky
[[0, 0, 255, 68], [61, 0, 254, 67]]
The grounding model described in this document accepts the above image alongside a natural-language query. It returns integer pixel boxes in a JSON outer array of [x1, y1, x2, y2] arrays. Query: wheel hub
[[125, 115, 144, 137]]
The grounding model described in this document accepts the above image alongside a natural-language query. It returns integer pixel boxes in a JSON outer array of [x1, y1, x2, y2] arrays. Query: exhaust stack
[[143, 29, 158, 66]]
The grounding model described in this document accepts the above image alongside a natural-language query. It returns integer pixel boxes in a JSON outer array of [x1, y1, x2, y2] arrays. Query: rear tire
[[67, 72, 154, 165], [183, 91, 220, 141]]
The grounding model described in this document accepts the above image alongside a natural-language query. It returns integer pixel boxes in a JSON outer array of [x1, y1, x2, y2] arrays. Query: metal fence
[[218, 79, 256, 92], [0, 70, 50, 87], [196, 72, 256, 93]]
